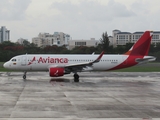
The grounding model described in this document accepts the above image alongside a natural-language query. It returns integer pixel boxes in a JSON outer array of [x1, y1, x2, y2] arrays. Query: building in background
[[112, 30, 160, 47], [31, 30, 160, 49], [17, 38, 28, 44], [151, 31, 160, 45], [0, 26, 10, 43], [32, 32, 70, 48], [108, 36, 113, 46], [68, 38, 99, 50]]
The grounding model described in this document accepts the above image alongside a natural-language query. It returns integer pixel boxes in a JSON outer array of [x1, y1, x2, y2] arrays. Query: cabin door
[[21, 55, 27, 66]]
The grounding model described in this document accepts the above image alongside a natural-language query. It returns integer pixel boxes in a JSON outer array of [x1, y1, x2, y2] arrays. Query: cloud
[[41, 0, 136, 39], [1, 0, 160, 42], [0, 0, 31, 21], [50, 0, 135, 22]]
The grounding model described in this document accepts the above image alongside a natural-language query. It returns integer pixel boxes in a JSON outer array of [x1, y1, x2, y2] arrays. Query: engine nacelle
[[49, 67, 64, 77]]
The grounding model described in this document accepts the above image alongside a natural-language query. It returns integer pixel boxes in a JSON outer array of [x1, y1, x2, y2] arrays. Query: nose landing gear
[[23, 72, 27, 79]]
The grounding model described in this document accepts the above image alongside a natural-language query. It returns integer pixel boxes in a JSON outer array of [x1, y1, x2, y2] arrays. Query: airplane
[[3, 31, 156, 82]]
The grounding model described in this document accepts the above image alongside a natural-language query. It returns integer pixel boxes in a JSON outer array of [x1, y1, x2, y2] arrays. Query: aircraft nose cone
[[3, 62, 8, 69]]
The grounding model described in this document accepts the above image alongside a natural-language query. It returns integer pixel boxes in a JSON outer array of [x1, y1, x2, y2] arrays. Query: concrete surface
[[0, 72, 160, 120]]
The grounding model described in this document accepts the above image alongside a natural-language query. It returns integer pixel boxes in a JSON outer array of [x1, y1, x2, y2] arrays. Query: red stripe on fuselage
[[108, 55, 142, 71]]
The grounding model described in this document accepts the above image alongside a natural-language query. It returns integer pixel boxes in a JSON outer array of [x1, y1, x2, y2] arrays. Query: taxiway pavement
[[0, 72, 160, 120]]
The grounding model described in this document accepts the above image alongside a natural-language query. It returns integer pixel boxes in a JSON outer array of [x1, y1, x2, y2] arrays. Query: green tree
[[155, 43, 160, 52], [149, 43, 156, 54], [1, 41, 16, 47], [115, 45, 125, 54], [98, 32, 110, 53], [124, 43, 134, 52], [23, 40, 30, 47]]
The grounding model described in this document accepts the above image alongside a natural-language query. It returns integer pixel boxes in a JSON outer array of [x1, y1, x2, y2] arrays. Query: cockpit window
[[11, 59, 16, 61]]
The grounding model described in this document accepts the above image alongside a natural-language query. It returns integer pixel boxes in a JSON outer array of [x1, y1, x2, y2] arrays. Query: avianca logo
[[54, 70, 59, 76], [28, 57, 36, 65], [28, 57, 68, 65]]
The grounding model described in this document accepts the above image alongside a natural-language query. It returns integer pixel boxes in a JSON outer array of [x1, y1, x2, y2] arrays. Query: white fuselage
[[4, 54, 128, 71]]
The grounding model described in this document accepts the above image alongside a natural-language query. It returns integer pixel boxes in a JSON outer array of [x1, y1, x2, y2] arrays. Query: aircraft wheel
[[74, 78, 79, 82], [74, 74, 79, 82], [23, 75, 26, 79]]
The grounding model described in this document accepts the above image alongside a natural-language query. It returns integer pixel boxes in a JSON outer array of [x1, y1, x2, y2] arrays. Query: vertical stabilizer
[[125, 31, 153, 56]]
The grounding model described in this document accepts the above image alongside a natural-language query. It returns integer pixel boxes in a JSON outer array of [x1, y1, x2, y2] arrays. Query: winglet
[[92, 51, 104, 63]]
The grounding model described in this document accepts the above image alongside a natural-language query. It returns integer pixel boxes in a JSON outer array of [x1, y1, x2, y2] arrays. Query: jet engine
[[49, 67, 64, 77]]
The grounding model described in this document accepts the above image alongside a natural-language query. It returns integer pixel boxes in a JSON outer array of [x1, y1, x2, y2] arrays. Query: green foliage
[[113, 63, 160, 72], [98, 32, 110, 53]]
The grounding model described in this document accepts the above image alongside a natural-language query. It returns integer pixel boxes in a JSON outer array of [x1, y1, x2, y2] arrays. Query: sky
[[1, 0, 160, 42]]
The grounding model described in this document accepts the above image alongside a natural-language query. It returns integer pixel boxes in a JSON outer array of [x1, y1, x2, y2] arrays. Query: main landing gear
[[23, 72, 27, 79], [74, 73, 79, 82]]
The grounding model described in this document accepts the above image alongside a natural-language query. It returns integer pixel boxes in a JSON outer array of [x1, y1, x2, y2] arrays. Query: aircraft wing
[[65, 51, 104, 67], [65, 51, 104, 72], [49, 51, 104, 72]]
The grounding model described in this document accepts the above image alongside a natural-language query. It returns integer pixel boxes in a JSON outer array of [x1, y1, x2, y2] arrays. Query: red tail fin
[[125, 31, 153, 56]]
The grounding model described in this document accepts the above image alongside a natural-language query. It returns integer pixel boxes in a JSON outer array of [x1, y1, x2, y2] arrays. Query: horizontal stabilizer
[[136, 56, 156, 63]]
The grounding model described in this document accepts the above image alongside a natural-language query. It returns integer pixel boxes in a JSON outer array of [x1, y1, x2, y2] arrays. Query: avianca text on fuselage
[[37, 57, 68, 64]]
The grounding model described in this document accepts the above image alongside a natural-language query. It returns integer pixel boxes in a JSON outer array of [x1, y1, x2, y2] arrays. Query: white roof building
[[112, 30, 160, 47], [68, 38, 99, 50], [32, 32, 70, 48], [17, 38, 28, 44]]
